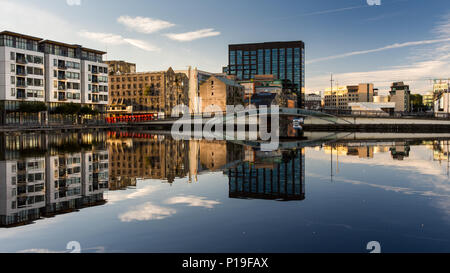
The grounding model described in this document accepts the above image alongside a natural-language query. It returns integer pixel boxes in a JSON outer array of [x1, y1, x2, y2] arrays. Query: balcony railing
[[58, 65, 67, 70], [16, 57, 27, 64], [16, 70, 27, 76], [16, 82, 27, 88]]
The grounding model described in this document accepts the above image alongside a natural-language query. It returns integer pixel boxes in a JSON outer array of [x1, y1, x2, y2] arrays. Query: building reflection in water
[[0, 131, 108, 227], [226, 148, 305, 201], [3, 130, 449, 228], [322, 142, 411, 161]]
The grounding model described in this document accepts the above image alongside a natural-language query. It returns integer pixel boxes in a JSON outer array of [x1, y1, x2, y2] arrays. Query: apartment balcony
[[58, 93, 67, 101], [58, 64, 67, 70], [16, 81, 27, 88], [17, 89, 26, 99], [58, 84, 66, 91], [16, 57, 27, 64], [16, 70, 27, 76], [58, 75, 66, 80]]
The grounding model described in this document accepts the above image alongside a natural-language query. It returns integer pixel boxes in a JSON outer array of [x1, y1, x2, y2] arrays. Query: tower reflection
[[226, 148, 305, 201]]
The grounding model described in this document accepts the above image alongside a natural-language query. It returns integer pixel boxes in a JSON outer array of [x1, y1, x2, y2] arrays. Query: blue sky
[[1, 0, 449, 94]]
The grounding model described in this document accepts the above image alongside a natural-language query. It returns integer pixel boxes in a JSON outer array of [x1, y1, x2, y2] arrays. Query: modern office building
[[108, 68, 188, 117], [227, 41, 305, 107], [389, 82, 411, 112], [0, 30, 109, 124], [105, 60, 136, 76], [324, 83, 375, 110]]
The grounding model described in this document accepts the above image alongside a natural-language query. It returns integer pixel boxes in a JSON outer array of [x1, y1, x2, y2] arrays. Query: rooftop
[[0, 30, 42, 41]]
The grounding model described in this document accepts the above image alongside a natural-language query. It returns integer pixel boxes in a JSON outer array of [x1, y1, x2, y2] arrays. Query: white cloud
[[307, 37, 450, 64], [123, 38, 160, 52], [165, 28, 220, 42], [117, 15, 175, 34], [119, 202, 176, 222], [307, 12, 450, 94], [165, 195, 220, 208], [78, 30, 159, 51], [66, 0, 81, 6]]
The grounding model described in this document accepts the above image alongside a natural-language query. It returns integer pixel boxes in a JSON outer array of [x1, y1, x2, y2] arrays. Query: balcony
[[17, 89, 26, 99], [58, 75, 66, 80], [16, 70, 27, 76], [58, 84, 66, 91], [16, 57, 27, 64], [58, 92, 67, 101], [16, 81, 27, 88]]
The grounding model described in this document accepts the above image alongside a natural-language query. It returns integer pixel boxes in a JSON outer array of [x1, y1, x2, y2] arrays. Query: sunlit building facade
[[228, 41, 305, 108]]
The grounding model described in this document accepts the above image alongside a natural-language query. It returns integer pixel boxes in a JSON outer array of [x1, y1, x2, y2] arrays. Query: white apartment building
[[81, 58, 109, 108], [0, 31, 109, 124], [41, 41, 83, 104], [0, 32, 45, 108], [0, 157, 46, 226]]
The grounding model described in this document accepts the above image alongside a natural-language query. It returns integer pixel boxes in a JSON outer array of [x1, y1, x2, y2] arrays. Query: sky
[[0, 0, 449, 94]]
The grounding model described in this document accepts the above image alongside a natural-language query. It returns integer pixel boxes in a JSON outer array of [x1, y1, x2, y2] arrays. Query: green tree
[[18, 102, 47, 113]]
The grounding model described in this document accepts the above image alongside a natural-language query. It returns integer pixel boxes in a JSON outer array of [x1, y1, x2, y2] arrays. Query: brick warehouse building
[[108, 67, 189, 117]]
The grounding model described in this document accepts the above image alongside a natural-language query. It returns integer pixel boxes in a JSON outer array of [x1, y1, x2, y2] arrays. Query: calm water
[[1, 130, 450, 253]]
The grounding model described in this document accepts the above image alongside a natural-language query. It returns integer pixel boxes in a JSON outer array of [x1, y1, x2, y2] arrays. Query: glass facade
[[228, 41, 305, 106]]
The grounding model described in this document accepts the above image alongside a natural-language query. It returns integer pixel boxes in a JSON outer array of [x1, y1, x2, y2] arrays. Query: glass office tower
[[228, 41, 305, 107]]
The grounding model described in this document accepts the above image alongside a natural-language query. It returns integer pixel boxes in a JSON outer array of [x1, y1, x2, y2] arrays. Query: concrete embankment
[[303, 116, 450, 132]]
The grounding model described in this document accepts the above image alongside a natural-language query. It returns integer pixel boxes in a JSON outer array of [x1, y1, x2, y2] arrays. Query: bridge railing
[[319, 109, 450, 120]]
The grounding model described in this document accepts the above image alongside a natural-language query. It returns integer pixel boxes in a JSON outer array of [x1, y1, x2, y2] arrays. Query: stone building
[[108, 67, 189, 117], [105, 60, 136, 76], [199, 75, 244, 113], [107, 134, 189, 185]]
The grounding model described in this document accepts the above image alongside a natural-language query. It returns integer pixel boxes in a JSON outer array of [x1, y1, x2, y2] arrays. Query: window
[[11, 76, 15, 85], [10, 64, 15, 72], [10, 52, 15, 60], [11, 88, 15, 96]]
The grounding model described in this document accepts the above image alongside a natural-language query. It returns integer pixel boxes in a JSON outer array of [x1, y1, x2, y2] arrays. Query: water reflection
[[1, 130, 450, 234], [0, 131, 108, 227]]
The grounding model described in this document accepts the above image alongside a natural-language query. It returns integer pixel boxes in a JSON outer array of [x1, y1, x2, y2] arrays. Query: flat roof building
[[227, 41, 305, 108]]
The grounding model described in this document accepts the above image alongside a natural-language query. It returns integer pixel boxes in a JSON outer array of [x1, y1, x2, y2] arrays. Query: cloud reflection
[[118, 202, 176, 222], [165, 195, 221, 209]]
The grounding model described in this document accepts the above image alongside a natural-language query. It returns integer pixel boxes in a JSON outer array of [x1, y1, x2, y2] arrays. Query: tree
[[18, 102, 47, 113]]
